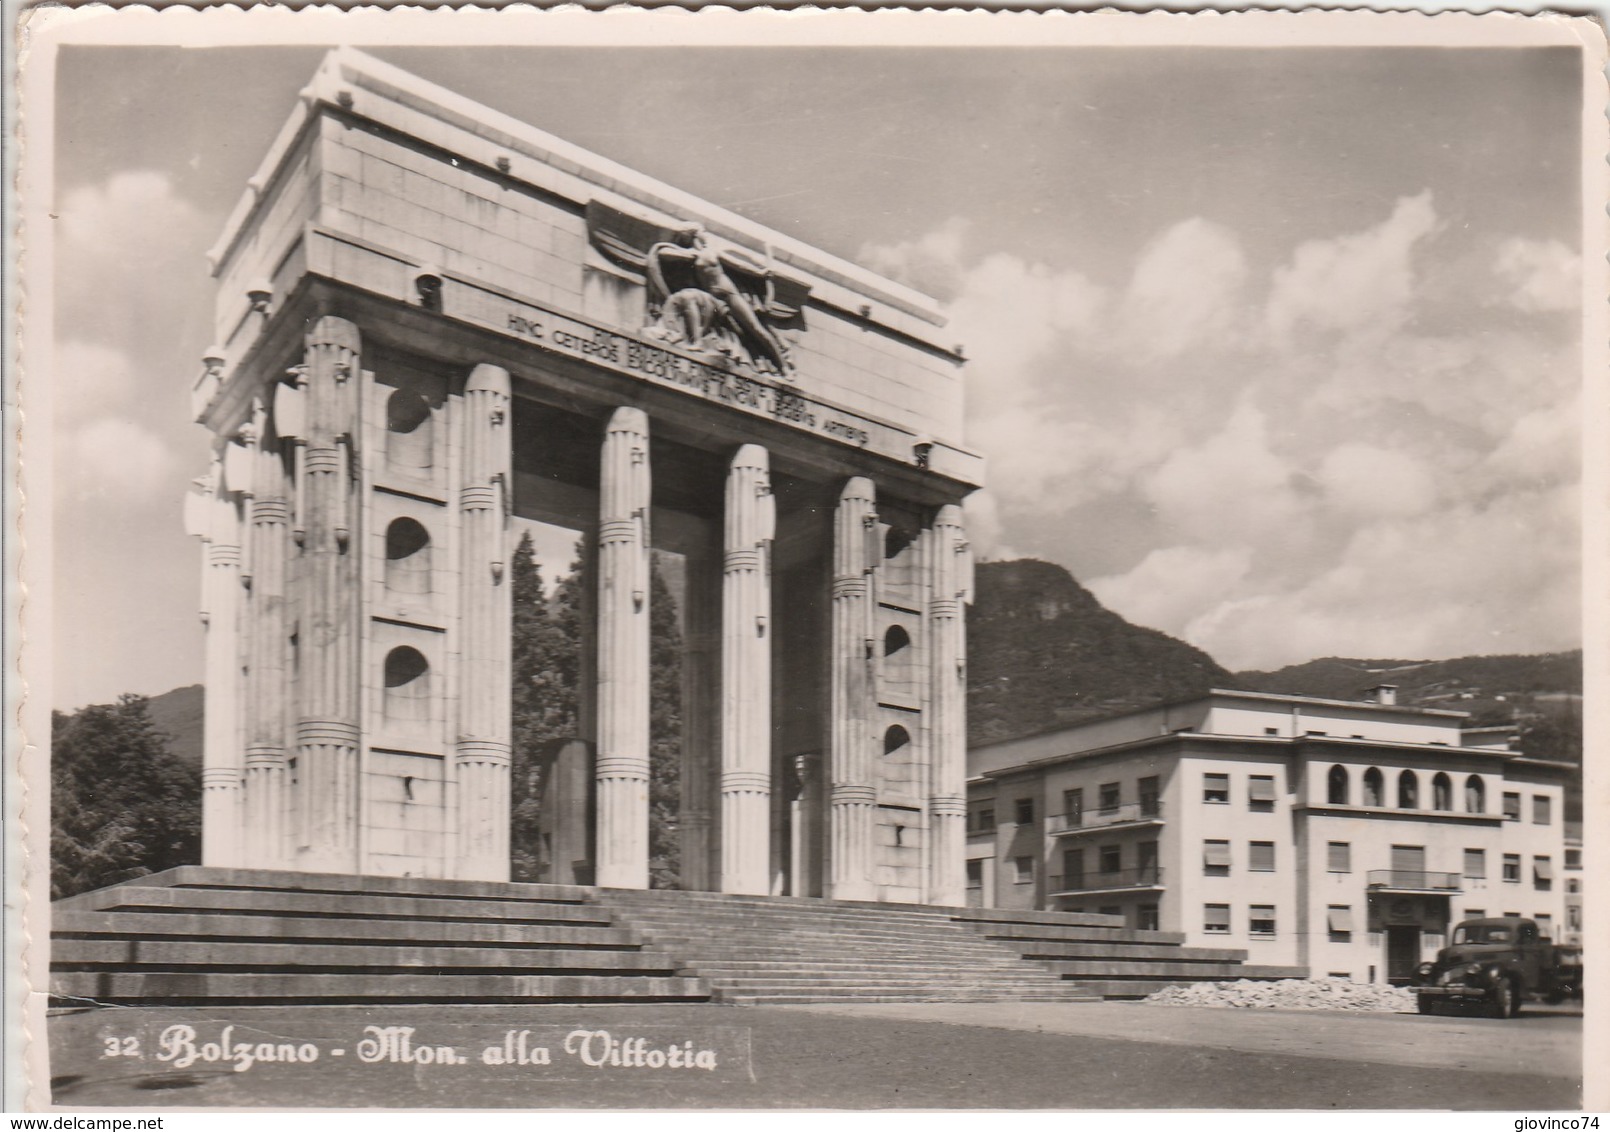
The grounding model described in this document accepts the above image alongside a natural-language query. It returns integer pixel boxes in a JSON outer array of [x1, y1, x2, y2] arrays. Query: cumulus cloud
[[64, 417, 178, 503], [1088, 545, 1253, 641], [856, 217, 971, 301], [1142, 402, 1306, 545], [1493, 236, 1581, 313], [1265, 191, 1438, 345], [1317, 443, 1438, 519], [1117, 218, 1248, 360], [54, 340, 140, 408]]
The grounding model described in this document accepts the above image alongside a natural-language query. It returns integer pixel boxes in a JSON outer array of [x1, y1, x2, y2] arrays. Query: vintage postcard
[[9, 5, 1605, 1116]]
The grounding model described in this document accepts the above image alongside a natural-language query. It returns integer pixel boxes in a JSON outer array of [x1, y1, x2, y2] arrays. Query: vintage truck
[[1412, 917, 1580, 1017]]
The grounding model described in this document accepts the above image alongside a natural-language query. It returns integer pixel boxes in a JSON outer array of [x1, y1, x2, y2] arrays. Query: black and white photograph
[[11, 6, 1603, 1114]]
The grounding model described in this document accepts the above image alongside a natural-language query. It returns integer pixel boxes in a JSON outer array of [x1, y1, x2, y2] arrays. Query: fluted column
[[197, 458, 244, 867], [827, 477, 878, 900], [927, 504, 972, 905], [719, 444, 774, 894], [294, 316, 362, 874], [455, 364, 513, 881], [242, 403, 291, 868], [595, 407, 652, 889]]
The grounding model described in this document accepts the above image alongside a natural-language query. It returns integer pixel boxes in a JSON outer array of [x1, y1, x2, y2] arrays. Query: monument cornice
[[206, 264, 984, 504]]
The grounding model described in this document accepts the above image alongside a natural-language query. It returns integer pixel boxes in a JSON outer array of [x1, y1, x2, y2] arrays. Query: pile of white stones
[[1143, 978, 1418, 1012]]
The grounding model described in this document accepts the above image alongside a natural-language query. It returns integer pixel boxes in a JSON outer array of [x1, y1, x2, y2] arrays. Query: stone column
[[720, 444, 774, 895], [927, 504, 972, 906], [242, 403, 291, 869], [455, 364, 513, 882], [294, 316, 362, 874], [199, 458, 244, 867], [678, 543, 720, 891], [827, 477, 878, 900], [594, 407, 652, 890]]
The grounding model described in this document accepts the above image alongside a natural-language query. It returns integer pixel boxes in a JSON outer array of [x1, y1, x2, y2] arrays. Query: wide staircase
[[49, 867, 710, 1006], [593, 888, 1098, 1004], [51, 870, 1304, 1006], [952, 907, 1307, 999]]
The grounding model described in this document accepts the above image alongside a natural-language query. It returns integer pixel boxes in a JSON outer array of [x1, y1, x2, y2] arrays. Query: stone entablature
[[198, 47, 977, 485]]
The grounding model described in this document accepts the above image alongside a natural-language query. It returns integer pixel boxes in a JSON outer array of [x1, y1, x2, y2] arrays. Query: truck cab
[[1412, 917, 1575, 1018]]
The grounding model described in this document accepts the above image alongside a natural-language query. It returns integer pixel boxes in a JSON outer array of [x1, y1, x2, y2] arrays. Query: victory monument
[[184, 48, 982, 904]]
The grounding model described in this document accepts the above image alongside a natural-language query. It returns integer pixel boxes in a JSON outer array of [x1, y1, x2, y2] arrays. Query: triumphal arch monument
[[186, 49, 981, 905]]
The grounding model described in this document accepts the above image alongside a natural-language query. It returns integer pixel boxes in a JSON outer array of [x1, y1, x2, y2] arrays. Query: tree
[[509, 530, 582, 882], [647, 558, 684, 888], [51, 695, 201, 899]]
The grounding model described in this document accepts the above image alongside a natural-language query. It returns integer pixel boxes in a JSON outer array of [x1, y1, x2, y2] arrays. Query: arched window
[[1432, 772, 1452, 811], [884, 526, 914, 560], [883, 725, 911, 755], [1327, 765, 1349, 806], [384, 518, 432, 595], [386, 388, 434, 471], [1465, 775, 1486, 814], [883, 625, 911, 656], [1398, 770, 1419, 810], [1362, 767, 1384, 808], [383, 646, 431, 722]]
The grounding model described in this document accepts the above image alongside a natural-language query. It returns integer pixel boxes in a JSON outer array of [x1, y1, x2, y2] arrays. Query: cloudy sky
[[40, 20, 1590, 709]]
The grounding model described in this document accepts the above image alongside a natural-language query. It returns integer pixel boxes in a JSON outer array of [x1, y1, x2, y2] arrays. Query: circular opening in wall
[[883, 625, 911, 657], [387, 389, 432, 434], [384, 646, 430, 688], [386, 517, 430, 560], [884, 724, 911, 755]]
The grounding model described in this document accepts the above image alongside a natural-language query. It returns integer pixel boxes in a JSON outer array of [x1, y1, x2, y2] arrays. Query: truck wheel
[[1489, 978, 1516, 1019]]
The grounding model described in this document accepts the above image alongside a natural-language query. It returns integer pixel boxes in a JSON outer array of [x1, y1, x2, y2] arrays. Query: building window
[[1248, 775, 1276, 812], [384, 518, 433, 595], [1464, 849, 1486, 880], [1099, 782, 1121, 814], [1204, 904, 1231, 934], [1099, 844, 1122, 874], [1534, 857, 1553, 891], [1204, 773, 1229, 804], [1362, 767, 1384, 807], [1327, 765, 1349, 805], [1013, 856, 1034, 884], [1398, 770, 1419, 810], [1567, 878, 1579, 894], [1503, 912, 1521, 919], [1565, 848, 1581, 869], [1465, 775, 1486, 813], [1062, 788, 1083, 827], [1139, 776, 1160, 816], [1466, 909, 1486, 921], [883, 624, 911, 656], [973, 807, 995, 832], [1137, 840, 1159, 880], [1249, 905, 1276, 936], [1249, 841, 1275, 872], [883, 725, 911, 755], [1432, 773, 1452, 812], [1203, 840, 1231, 877], [1503, 792, 1521, 821], [1327, 841, 1351, 873], [1535, 914, 1553, 939], [382, 646, 431, 722], [1264, 727, 1279, 736], [965, 860, 983, 889], [1533, 795, 1552, 825], [1062, 848, 1084, 890], [1139, 904, 1160, 932], [1568, 907, 1581, 931], [1503, 854, 1521, 882], [1014, 798, 1034, 825], [385, 388, 435, 471], [1327, 905, 1353, 942]]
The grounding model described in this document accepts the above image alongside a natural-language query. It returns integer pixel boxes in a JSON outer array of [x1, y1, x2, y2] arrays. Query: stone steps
[[49, 868, 710, 1006]]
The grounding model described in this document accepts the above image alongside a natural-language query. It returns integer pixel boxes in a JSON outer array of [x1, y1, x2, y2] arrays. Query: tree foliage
[[647, 557, 684, 889], [51, 694, 201, 899]]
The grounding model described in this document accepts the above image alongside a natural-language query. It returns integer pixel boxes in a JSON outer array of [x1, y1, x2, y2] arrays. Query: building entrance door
[[1386, 925, 1421, 985]]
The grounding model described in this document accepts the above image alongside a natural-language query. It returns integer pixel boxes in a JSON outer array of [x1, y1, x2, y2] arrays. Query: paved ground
[[46, 1000, 1583, 1110]]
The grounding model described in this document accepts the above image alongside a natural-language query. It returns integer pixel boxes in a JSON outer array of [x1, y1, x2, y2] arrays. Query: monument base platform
[[50, 869, 1299, 1006]]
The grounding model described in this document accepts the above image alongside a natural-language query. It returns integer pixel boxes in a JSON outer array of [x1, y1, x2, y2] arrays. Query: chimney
[[1366, 684, 1399, 707]]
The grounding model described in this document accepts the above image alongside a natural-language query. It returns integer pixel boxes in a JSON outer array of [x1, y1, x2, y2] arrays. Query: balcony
[[1048, 866, 1165, 896], [1366, 869, 1462, 893], [1047, 801, 1164, 835]]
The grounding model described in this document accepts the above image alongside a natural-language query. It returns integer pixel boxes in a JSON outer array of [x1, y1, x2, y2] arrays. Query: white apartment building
[[967, 689, 1572, 984]]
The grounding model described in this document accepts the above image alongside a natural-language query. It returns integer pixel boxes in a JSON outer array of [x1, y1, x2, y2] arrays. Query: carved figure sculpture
[[645, 225, 793, 376]]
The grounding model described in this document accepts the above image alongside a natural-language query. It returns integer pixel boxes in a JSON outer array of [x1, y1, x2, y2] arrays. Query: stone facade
[[186, 48, 980, 901]]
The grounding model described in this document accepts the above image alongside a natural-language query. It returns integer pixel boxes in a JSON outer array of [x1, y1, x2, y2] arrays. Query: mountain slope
[[966, 559, 1238, 744]]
